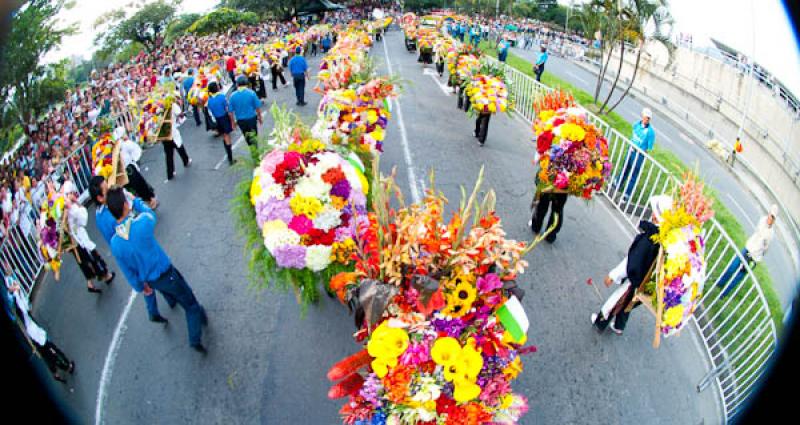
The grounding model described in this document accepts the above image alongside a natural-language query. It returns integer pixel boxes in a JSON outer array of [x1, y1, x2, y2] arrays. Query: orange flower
[[381, 365, 412, 404], [330, 272, 357, 303]]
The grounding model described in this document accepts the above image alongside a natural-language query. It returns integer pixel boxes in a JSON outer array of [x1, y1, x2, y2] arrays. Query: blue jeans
[[615, 149, 645, 198], [148, 266, 204, 346], [144, 291, 175, 320], [292, 75, 305, 104], [716, 248, 752, 297]]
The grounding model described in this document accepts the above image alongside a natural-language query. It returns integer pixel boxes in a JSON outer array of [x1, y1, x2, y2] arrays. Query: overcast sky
[[47, 0, 800, 94]]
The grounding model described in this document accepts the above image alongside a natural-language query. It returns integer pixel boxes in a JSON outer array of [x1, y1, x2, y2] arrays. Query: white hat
[[642, 108, 652, 118], [769, 204, 778, 218], [649, 195, 673, 222], [62, 180, 77, 195], [113, 127, 126, 140]]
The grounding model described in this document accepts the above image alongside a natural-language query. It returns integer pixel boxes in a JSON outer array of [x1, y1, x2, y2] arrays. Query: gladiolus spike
[[327, 349, 372, 381], [327, 372, 365, 399]]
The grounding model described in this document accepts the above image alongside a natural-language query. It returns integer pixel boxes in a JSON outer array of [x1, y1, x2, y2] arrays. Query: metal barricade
[[485, 54, 778, 423]]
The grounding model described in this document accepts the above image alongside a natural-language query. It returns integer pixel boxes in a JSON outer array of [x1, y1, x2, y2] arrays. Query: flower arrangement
[[315, 78, 398, 155], [650, 172, 714, 338], [37, 184, 70, 278], [532, 91, 611, 199], [91, 133, 115, 179], [318, 30, 374, 92], [327, 167, 542, 424], [466, 75, 511, 115], [136, 84, 176, 145], [455, 54, 480, 82], [417, 28, 438, 51]]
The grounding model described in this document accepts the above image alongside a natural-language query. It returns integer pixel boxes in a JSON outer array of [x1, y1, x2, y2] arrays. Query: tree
[[94, 0, 178, 57], [222, 0, 305, 19], [164, 12, 201, 45], [0, 0, 75, 145], [188, 8, 259, 35]]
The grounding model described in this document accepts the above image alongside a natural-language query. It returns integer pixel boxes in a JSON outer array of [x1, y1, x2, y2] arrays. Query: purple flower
[[358, 374, 384, 407], [272, 244, 306, 269], [476, 273, 502, 294], [256, 198, 293, 227], [331, 179, 351, 200], [399, 341, 430, 366], [432, 317, 467, 338]]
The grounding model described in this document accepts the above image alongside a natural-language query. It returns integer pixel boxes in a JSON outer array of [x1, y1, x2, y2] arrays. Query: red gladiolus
[[327, 350, 372, 381], [328, 372, 365, 399]]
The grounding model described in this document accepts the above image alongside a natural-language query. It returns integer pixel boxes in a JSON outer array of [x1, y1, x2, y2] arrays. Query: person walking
[[230, 75, 263, 147], [65, 182, 115, 294], [207, 81, 237, 165], [473, 111, 491, 146], [529, 191, 568, 243], [225, 52, 236, 84], [289, 47, 309, 106], [614, 108, 656, 201], [268, 55, 288, 90], [182, 69, 201, 127], [106, 187, 209, 353], [715, 205, 777, 297], [160, 99, 191, 181], [89, 176, 171, 324], [8, 280, 75, 382], [497, 37, 510, 63], [533, 45, 548, 82], [591, 195, 671, 335], [321, 34, 332, 53]]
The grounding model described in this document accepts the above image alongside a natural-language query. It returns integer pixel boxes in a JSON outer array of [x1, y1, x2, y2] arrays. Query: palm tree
[[598, 0, 675, 114]]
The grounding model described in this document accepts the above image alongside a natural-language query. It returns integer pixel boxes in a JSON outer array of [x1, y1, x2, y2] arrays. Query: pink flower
[[555, 172, 569, 189], [288, 215, 313, 235], [476, 273, 502, 294]]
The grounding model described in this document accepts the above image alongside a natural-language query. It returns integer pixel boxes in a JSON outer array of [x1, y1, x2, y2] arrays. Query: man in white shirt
[[716, 205, 778, 297]]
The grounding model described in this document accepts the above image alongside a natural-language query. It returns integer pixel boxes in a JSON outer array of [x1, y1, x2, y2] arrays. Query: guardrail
[[486, 55, 778, 423]]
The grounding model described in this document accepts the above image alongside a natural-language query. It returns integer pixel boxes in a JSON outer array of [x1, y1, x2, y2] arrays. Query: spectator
[[715, 206, 778, 297], [614, 108, 656, 201]]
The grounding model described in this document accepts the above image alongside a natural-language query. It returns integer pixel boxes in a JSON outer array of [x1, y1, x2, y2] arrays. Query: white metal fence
[[487, 55, 778, 423]]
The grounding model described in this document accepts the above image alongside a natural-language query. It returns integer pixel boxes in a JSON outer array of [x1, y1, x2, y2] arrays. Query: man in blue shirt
[[106, 187, 208, 353], [288, 47, 309, 106], [230, 75, 263, 146], [534, 45, 548, 82], [498, 37, 510, 62], [89, 176, 171, 323], [207, 81, 237, 165], [614, 108, 657, 201], [182, 69, 201, 126], [321, 35, 332, 53]]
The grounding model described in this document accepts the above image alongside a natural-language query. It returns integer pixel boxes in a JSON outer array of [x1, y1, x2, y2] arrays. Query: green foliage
[[164, 13, 201, 45], [93, 0, 177, 56], [222, 0, 300, 19], [115, 42, 146, 64], [187, 8, 259, 36]]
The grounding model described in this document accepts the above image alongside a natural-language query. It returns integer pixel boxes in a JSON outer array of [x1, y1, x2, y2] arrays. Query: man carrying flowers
[[591, 195, 672, 335]]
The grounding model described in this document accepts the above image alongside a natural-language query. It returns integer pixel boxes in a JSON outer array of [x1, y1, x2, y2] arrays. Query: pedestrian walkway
[[28, 31, 720, 424]]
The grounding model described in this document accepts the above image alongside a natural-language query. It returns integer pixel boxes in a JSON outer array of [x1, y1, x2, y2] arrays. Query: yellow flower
[[453, 380, 481, 403], [559, 122, 587, 141], [662, 305, 685, 328], [289, 195, 324, 219], [371, 356, 397, 378], [500, 394, 514, 409], [431, 337, 461, 366], [451, 281, 477, 307], [367, 322, 409, 360], [459, 339, 483, 379], [250, 175, 262, 205], [502, 330, 527, 346], [261, 220, 288, 238], [503, 356, 523, 379], [539, 110, 555, 122]]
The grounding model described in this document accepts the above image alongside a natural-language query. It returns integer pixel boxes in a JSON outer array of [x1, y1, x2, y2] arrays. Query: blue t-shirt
[[288, 55, 308, 77], [229, 87, 261, 121], [111, 207, 172, 293], [632, 121, 656, 151], [536, 52, 549, 66], [182, 76, 195, 93], [207, 93, 229, 118]]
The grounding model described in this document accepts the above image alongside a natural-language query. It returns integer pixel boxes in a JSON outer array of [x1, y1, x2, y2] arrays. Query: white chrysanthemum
[[305, 245, 333, 272], [314, 151, 342, 171], [264, 228, 300, 252], [310, 119, 334, 142], [341, 162, 363, 195], [313, 204, 342, 231], [294, 176, 330, 200], [257, 183, 285, 203]]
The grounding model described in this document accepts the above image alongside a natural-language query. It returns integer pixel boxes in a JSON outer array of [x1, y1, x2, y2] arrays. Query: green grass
[[479, 41, 783, 390]]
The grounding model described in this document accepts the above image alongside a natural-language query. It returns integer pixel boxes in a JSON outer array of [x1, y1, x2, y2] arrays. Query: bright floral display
[[455, 54, 480, 82], [417, 28, 437, 51], [315, 78, 397, 155], [327, 171, 538, 424], [318, 30, 373, 92], [37, 184, 69, 277], [466, 75, 511, 115], [651, 173, 714, 337], [91, 133, 116, 179], [533, 91, 611, 199]]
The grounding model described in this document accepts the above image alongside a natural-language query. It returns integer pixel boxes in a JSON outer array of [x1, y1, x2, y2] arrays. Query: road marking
[[383, 35, 421, 202], [726, 193, 756, 230], [422, 68, 451, 96], [214, 135, 246, 170], [95, 290, 137, 425]]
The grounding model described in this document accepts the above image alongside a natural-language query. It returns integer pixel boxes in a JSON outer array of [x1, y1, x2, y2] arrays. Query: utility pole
[[565, 0, 573, 34], [496, 0, 500, 18]]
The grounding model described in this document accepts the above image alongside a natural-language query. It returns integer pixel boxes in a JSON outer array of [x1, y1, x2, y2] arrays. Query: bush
[[187, 8, 259, 36]]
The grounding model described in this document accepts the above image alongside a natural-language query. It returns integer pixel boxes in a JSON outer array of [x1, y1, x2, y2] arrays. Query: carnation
[[305, 244, 333, 271], [272, 244, 307, 269]]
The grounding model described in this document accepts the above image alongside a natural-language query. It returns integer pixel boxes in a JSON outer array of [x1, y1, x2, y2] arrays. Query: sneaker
[[149, 315, 168, 324], [68, 361, 75, 374], [609, 323, 623, 335], [186, 158, 192, 167], [527, 218, 533, 228], [591, 313, 598, 325]]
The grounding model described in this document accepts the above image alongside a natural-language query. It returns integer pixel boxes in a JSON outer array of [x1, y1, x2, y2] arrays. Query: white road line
[[726, 193, 756, 230], [383, 36, 421, 203], [422, 68, 451, 96], [214, 135, 246, 170], [95, 290, 137, 425]]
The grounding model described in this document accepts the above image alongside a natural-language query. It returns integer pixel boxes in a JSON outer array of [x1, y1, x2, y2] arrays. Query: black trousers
[[293, 76, 306, 103], [531, 192, 568, 237], [125, 164, 155, 202], [237, 117, 258, 146], [271, 67, 287, 89], [474, 113, 491, 144], [36, 340, 71, 375], [436, 61, 445, 75], [162, 140, 189, 179], [203, 107, 215, 132], [75, 246, 109, 280], [192, 104, 201, 126]]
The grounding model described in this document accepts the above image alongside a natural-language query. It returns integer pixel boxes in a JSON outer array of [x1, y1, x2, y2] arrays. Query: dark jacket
[[626, 220, 660, 289]]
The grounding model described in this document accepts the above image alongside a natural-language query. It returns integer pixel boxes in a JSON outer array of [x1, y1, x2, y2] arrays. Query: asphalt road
[[511, 44, 799, 310], [29, 30, 720, 425]]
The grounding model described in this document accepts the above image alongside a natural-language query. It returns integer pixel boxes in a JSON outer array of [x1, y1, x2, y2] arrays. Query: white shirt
[[67, 203, 95, 251], [171, 103, 185, 147], [745, 217, 774, 262], [120, 138, 142, 170], [12, 289, 47, 346]]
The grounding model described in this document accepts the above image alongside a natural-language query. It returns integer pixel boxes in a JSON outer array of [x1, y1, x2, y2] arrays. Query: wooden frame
[[108, 143, 129, 187]]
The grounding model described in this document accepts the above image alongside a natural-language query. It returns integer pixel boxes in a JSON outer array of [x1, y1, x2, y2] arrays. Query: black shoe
[[473, 130, 478, 138], [88, 286, 102, 294], [149, 315, 168, 324], [228, 159, 237, 166], [105, 272, 116, 285], [545, 234, 557, 244], [191, 344, 208, 354]]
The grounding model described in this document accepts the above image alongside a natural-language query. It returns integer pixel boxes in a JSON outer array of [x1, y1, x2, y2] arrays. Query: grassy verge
[[480, 41, 782, 386]]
